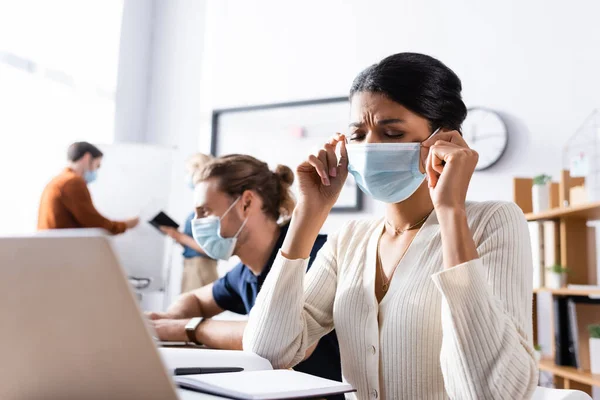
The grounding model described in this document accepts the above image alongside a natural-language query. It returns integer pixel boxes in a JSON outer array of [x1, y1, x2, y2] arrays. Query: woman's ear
[[240, 190, 255, 216], [419, 146, 429, 175]]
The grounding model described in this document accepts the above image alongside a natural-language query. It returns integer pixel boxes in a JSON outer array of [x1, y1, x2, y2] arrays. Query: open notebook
[[175, 369, 355, 400], [159, 348, 273, 374]]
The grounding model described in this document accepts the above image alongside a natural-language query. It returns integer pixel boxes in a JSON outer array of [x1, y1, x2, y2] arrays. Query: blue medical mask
[[191, 197, 247, 260], [186, 174, 195, 189], [84, 169, 98, 184], [347, 128, 440, 204]]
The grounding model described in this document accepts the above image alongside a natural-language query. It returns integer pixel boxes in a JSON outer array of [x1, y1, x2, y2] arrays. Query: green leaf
[[546, 264, 570, 274], [588, 324, 600, 339], [533, 174, 552, 186]]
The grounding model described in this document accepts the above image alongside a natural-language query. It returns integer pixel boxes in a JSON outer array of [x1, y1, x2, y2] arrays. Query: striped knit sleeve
[[243, 237, 338, 369], [430, 202, 538, 400]]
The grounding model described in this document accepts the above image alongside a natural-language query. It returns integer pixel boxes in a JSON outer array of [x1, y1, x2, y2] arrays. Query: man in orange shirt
[[38, 142, 139, 234]]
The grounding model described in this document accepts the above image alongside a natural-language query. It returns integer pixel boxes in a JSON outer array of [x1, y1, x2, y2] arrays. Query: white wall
[[197, 0, 600, 233], [115, 0, 208, 306], [113, 0, 154, 144], [116, 0, 207, 218], [142, 0, 207, 221], [146, 0, 209, 303]]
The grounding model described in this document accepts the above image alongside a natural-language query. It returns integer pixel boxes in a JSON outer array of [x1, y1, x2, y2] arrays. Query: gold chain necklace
[[384, 209, 433, 236], [377, 210, 433, 293]]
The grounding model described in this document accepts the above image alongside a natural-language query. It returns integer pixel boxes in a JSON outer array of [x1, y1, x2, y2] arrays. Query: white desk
[[179, 386, 592, 400], [177, 388, 228, 399]]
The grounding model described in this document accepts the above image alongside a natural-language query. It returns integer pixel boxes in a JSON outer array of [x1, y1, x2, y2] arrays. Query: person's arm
[[160, 227, 209, 256], [149, 274, 250, 350], [178, 233, 207, 254], [432, 202, 537, 399], [150, 318, 248, 350], [60, 179, 130, 234], [193, 320, 247, 350], [243, 210, 339, 369], [148, 283, 224, 320]]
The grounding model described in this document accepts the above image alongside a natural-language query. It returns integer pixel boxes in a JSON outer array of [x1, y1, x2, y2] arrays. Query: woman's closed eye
[[349, 132, 367, 142], [349, 131, 406, 142], [383, 130, 405, 139]]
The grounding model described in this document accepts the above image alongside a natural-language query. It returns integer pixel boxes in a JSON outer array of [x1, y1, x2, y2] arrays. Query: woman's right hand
[[281, 133, 348, 260], [296, 133, 348, 213]]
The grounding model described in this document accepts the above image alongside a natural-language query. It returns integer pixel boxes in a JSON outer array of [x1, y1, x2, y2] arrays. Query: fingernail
[[324, 177, 331, 186], [330, 167, 337, 177]]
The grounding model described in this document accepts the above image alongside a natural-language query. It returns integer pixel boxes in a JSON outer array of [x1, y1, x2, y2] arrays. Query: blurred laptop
[[0, 231, 206, 399]]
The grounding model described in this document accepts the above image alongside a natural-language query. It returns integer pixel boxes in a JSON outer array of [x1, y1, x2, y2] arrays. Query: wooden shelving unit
[[533, 287, 600, 296], [539, 359, 600, 388], [525, 201, 600, 222], [514, 171, 600, 395]]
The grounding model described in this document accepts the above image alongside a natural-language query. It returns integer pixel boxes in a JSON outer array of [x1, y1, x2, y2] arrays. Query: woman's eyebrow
[[348, 118, 405, 128], [377, 118, 405, 125]]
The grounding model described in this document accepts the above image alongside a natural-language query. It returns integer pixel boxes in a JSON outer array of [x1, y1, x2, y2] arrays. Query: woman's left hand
[[160, 226, 184, 243], [421, 130, 478, 211]]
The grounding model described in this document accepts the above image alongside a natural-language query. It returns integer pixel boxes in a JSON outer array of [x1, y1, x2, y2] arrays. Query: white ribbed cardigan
[[243, 201, 538, 399]]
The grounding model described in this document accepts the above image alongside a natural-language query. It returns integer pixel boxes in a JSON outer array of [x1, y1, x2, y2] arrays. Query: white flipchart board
[[90, 143, 177, 291]]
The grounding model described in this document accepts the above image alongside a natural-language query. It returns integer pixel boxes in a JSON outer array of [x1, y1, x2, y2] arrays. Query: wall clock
[[462, 107, 509, 171]]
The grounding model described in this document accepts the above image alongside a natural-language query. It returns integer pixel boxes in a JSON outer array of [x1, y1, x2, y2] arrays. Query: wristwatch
[[185, 317, 203, 345]]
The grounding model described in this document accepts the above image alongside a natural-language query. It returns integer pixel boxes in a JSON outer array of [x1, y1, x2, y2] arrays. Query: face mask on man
[[347, 128, 440, 203], [83, 157, 99, 184], [191, 197, 247, 260]]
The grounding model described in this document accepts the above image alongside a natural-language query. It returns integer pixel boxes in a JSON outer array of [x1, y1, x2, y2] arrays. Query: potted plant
[[546, 264, 569, 289], [533, 344, 542, 363], [589, 324, 600, 374], [532, 174, 552, 213]]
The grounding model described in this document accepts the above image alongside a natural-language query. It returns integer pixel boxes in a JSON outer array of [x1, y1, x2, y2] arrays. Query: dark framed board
[[211, 97, 363, 212]]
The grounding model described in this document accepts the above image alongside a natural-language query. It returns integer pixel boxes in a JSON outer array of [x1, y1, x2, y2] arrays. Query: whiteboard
[[89, 143, 177, 290], [214, 99, 362, 211]]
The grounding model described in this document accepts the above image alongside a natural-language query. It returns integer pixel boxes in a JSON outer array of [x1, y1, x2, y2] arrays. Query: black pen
[[174, 367, 244, 376]]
